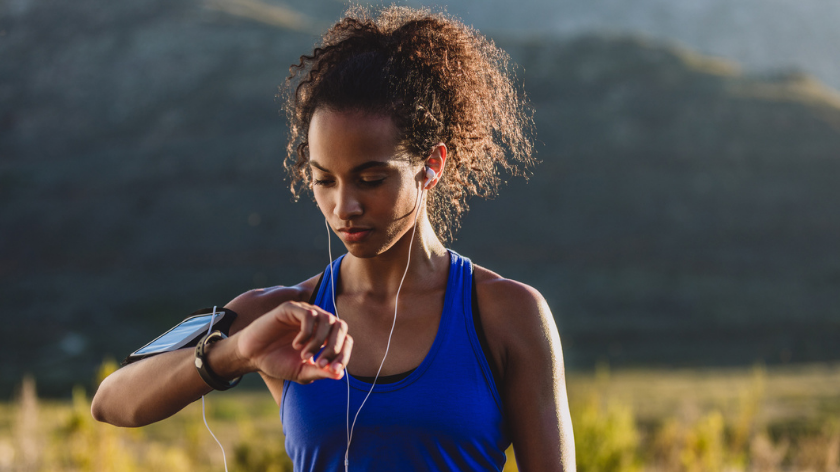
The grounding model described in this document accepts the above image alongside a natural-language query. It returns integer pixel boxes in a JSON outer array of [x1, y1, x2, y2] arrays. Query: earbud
[[424, 167, 437, 190]]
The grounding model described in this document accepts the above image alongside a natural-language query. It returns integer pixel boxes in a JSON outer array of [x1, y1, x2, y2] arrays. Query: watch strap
[[194, 330, 241, 391]]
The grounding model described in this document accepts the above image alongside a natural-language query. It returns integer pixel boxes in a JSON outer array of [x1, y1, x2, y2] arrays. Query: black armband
[[121, 307, 239, 365]]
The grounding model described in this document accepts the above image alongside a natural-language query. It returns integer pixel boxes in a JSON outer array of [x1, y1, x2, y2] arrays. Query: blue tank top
[[280, 250, 510, 471]]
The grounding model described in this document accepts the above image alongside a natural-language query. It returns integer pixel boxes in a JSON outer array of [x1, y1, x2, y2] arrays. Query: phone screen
[[133, 314, 215, 356]]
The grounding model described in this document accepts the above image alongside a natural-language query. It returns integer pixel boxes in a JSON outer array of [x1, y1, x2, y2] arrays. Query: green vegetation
[[568, 364, 840, 472], [2, 362, 839, 471]]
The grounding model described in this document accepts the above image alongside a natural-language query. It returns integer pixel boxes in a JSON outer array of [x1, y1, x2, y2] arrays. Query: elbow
[[90, 394, 105, 423], [91, 394, 143, 428], [90, 388, 115, 424], [90, 374, 141, 427], [90, 376, 119, 425]]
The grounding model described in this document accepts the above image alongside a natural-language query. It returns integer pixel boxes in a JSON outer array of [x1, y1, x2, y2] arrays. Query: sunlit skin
[[306, 108, 453, 378], [308, 108, 439, 261], [303, 109, 574, 471], [92, 107, 574, 471]]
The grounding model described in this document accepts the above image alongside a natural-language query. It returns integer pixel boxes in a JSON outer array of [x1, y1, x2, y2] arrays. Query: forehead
[[308, 108, 403, 171]]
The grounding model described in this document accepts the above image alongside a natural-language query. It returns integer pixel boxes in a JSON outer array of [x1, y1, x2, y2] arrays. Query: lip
[[337, 227, 372, 243]]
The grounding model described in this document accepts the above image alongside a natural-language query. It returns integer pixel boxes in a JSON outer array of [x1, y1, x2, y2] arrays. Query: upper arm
[[475, 270, 575, 472]]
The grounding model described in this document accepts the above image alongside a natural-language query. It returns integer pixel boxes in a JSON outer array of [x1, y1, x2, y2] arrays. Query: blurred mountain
[[461, 35, 840, 371], [426, 0, 840, 90], [2, 0, 839, 396]]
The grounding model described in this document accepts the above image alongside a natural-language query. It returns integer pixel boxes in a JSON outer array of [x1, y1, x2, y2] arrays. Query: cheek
[[384, 181, 421, 218], [397, 188, 418, 213], [312, 189, 331, 216]]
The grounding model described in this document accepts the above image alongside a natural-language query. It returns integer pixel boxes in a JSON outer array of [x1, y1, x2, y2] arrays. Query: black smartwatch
[[194, 330, 241, 391]]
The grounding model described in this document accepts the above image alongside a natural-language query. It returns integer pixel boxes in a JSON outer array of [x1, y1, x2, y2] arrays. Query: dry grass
[[1, 362, 838, 471]]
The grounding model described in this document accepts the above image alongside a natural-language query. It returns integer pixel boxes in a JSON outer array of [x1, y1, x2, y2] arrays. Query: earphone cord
[[325, 218, 352, 469], [327, 183, 426, 472], [201, 306, 229, 472]]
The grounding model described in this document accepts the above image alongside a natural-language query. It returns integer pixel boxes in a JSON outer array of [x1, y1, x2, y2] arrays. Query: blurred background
[[1, 0, 839, 470]]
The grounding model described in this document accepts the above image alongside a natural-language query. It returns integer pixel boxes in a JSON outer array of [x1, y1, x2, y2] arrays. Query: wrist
[[196, 332, 246, 390], [226, 333, 258, 375], [209, 333, 256, 378], [231, 330, 259, 375]]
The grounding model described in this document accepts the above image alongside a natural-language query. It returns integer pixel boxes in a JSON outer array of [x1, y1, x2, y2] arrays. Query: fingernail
[[319, 359, 328, 367], [332, 363, 343, 373], [304, 352, 313, 360]]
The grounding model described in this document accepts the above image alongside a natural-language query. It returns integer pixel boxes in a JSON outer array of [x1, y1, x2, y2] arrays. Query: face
[[308, 108, 425, 258]]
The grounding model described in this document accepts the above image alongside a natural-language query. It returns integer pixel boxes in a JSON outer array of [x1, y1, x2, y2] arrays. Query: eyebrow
[[309, 160, 394, 173]]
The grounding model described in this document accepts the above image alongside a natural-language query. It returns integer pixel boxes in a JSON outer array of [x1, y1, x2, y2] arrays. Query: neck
[[341, 213, 448, 297]]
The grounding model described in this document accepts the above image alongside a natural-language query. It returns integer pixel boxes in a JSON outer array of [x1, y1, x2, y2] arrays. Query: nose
[[333, 183, 363, 220]]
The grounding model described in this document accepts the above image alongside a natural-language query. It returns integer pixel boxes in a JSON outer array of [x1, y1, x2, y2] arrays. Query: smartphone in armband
[[122, 307, 238, 365]]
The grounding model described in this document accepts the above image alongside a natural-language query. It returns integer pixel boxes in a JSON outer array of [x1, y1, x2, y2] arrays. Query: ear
[[423, 143, 447, 190]]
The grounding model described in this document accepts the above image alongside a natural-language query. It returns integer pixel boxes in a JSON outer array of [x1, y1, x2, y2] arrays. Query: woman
[[92, 6, 574, 471]]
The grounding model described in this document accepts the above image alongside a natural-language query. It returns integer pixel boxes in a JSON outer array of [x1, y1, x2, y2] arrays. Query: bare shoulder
[[473, 265, 573, 471], [474, 264, 550, 313], [225, 273, 323, 335], [472, 264, 562, 379], [473, 264, 554, 333]]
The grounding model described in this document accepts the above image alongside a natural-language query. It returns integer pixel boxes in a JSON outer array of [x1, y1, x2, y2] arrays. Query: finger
[[329, 334, 353, 377], [296, 362, 336, 383], [283, 301, 333, 340], [302, 312, 335, 361], [298, 334, 352, 382], [315, 319, 348, 368], [290, 307, 320, 353], [238, 301, 336, 368]]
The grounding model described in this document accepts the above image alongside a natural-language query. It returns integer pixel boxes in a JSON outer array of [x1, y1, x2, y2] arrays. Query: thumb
[[297, 361, 345, 383]]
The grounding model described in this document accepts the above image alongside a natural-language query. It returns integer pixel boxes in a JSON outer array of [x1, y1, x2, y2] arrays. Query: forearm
[[91, 298, 352, 427], [91, 335, 250, 427]]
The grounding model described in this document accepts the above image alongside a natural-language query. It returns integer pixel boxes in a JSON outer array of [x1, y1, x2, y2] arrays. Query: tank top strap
[[310, 250, 501, 411], [282, 250, 511, 471], [443, 251, 505, 415], [313, 254, 345, 315]]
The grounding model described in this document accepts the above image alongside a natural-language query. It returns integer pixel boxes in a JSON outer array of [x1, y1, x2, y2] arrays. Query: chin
[[339, 240, 384, 259], [340, 236, 401, 259], [338, 224, 413, 259]]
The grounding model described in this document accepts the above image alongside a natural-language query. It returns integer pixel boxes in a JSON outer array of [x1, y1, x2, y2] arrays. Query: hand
[[236, 301, 353, 384]]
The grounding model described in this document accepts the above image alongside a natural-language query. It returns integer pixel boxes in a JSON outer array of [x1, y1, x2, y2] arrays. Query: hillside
[[459, 35, 840, 369], [2, 0, 839, 396], [435, 0, 840, 90]]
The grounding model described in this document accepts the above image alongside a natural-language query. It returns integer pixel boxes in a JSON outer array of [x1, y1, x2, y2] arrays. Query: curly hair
[[282, 5, 534, 242]]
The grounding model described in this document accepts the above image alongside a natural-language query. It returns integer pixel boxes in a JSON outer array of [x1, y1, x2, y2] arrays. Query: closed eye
[[359, 177, 386, 187]]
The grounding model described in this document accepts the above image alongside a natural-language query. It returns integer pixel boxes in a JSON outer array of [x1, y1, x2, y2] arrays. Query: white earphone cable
[[326, 178, 428, 472], [325, 217, 353, 468], [197, 169, 436, 471], [201, 306, 229, 472]]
